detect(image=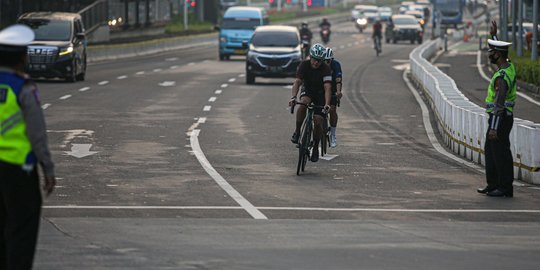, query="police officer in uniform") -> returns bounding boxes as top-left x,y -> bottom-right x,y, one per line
477,21 -> 516,198
0,24 -> 56,269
